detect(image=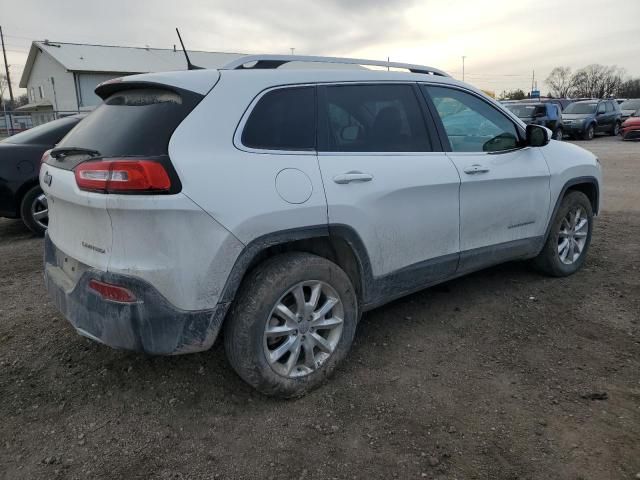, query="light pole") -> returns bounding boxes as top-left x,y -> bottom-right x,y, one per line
290,47 -> 295,55
462,56 -> 466,82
